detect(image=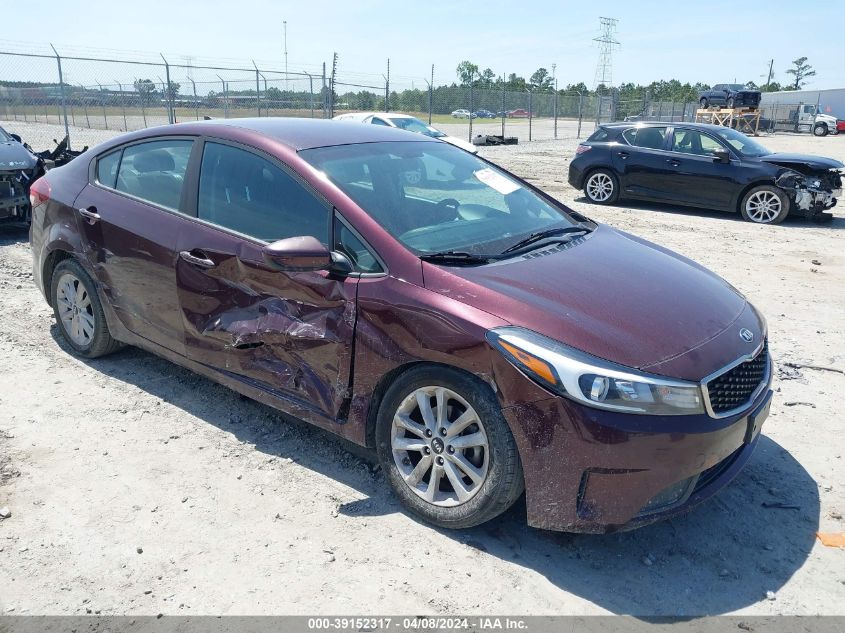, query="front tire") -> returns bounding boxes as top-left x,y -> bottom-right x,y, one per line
699,97 -> 709,109
813,123 -> 828,137
375,366 -> 524,529
740,185 -> 789,224
584,168 -> 620,205
50,258 -> 121,358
